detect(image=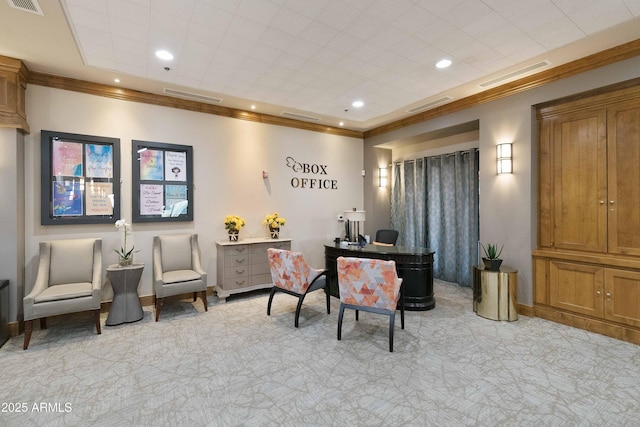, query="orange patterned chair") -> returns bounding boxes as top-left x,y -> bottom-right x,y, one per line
336,256 -> 404,352
267,248 -> 330,327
